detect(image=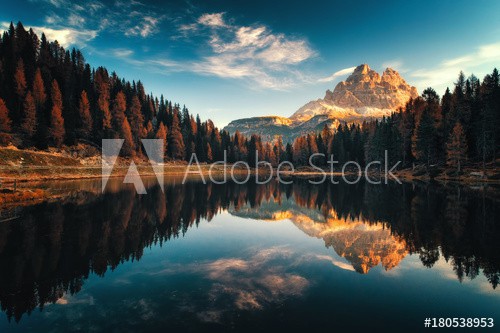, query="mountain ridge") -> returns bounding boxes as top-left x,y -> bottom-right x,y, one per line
224,64 -> 418,142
